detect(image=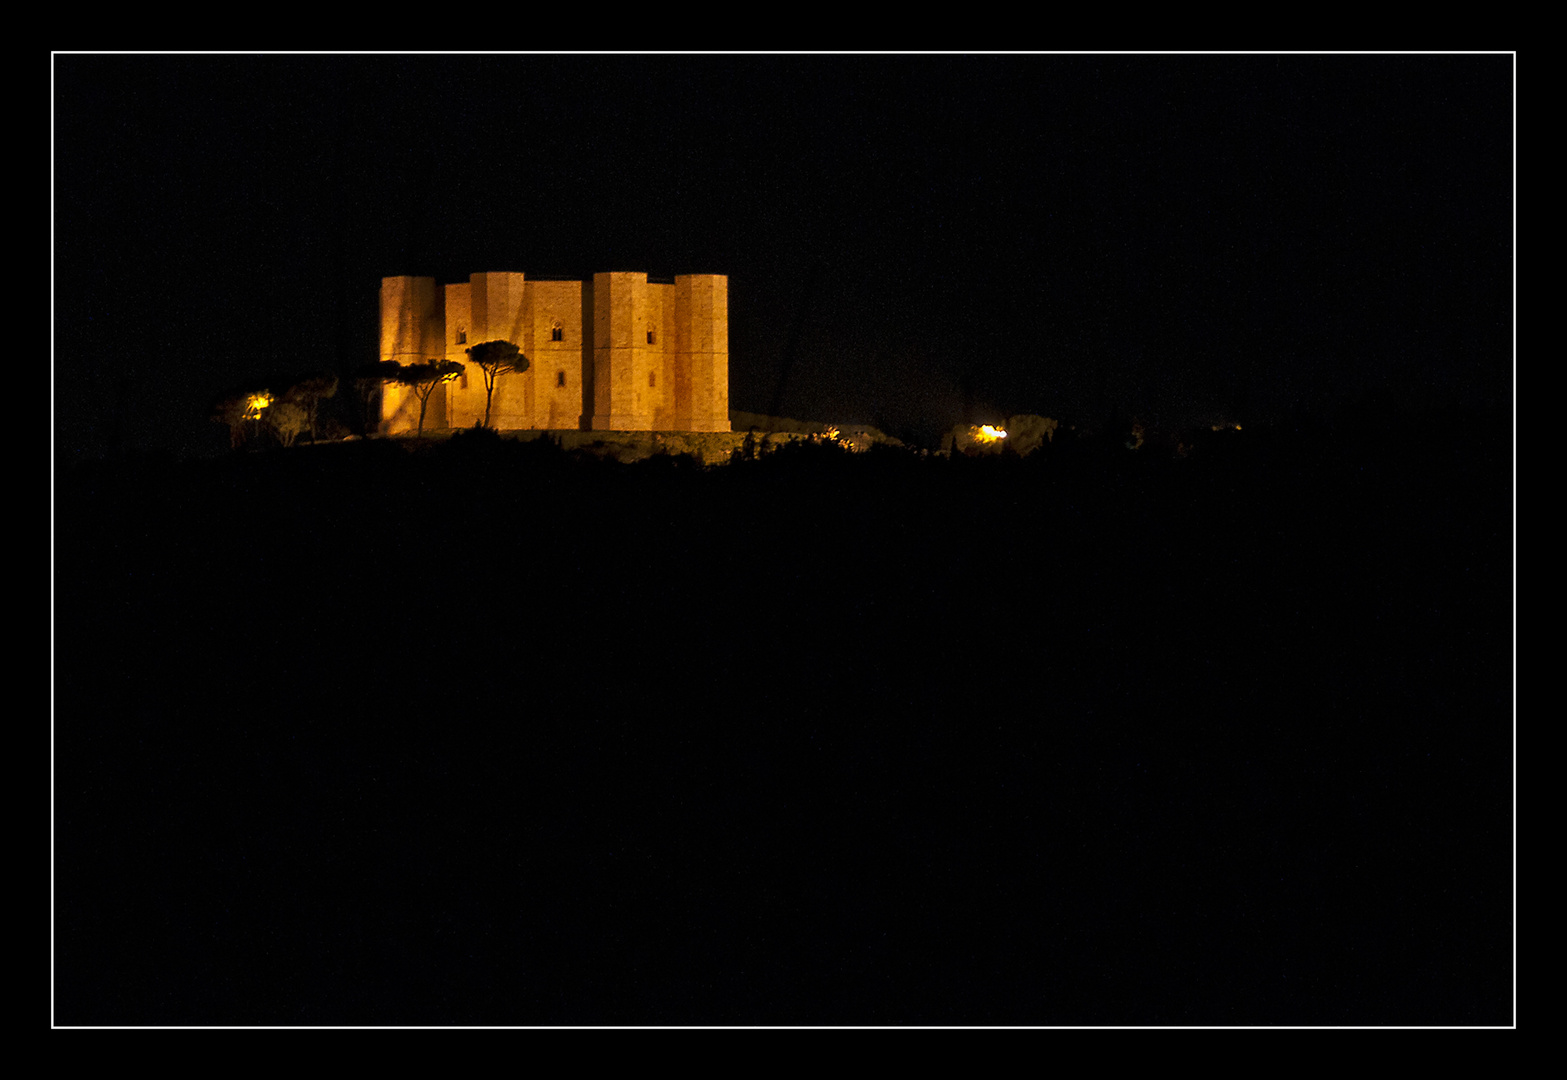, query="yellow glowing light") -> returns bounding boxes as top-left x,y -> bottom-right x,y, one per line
977,425 -> 1007,442
244,392 -> 274,419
